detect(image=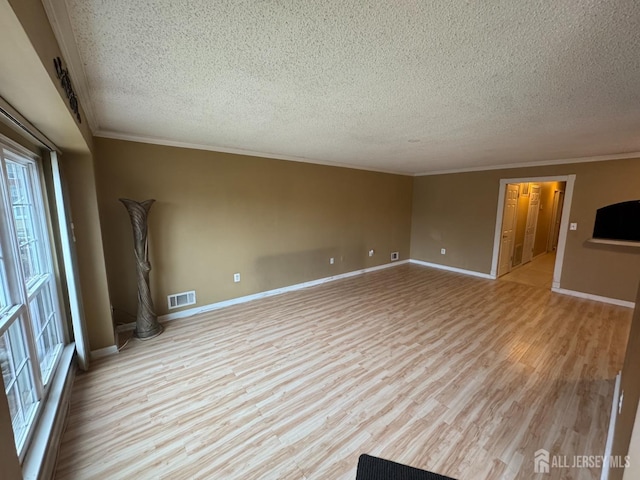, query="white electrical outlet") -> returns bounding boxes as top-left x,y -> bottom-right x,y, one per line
619,390 -> 624,414
368,249 -> 375,257
233,273 -> 240,283
390,252 -> 399,261
441,248 -> 446,255
330,257 -> 334,264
